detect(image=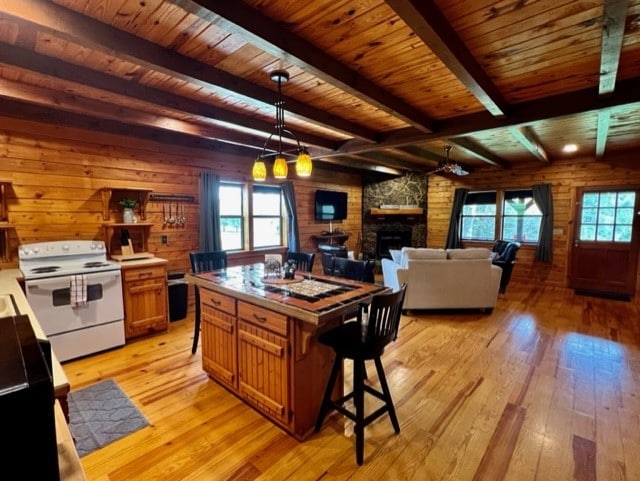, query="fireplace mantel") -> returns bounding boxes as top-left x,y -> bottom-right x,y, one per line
369,207 -> 423,216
